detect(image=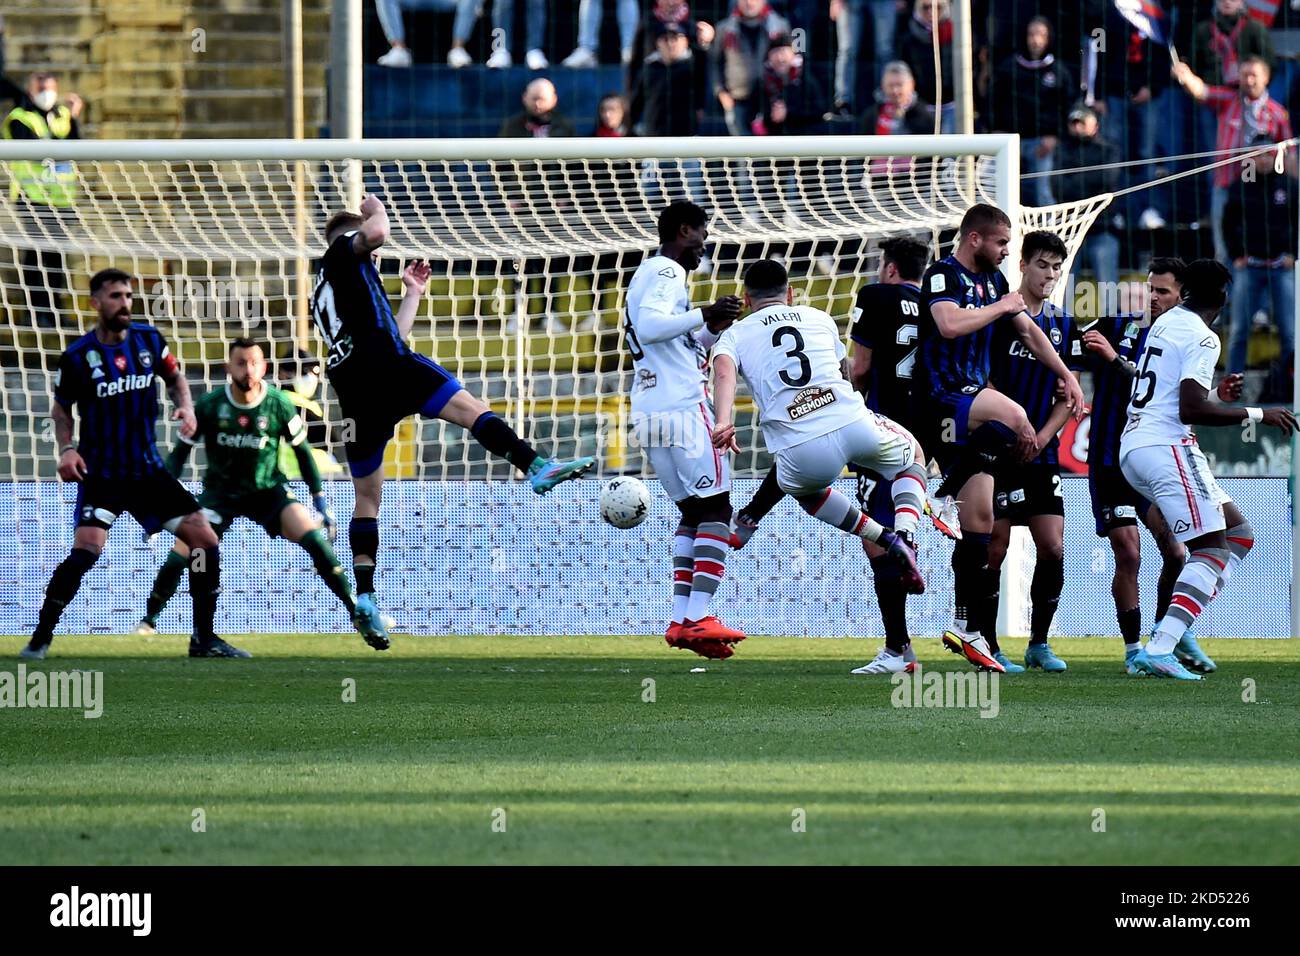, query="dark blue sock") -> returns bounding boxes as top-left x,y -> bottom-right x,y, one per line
470,411 -> 538,473
349,517 -> 379,595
